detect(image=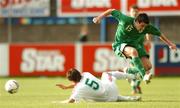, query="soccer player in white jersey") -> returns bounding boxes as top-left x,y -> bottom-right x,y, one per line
56,68 -> 141,103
